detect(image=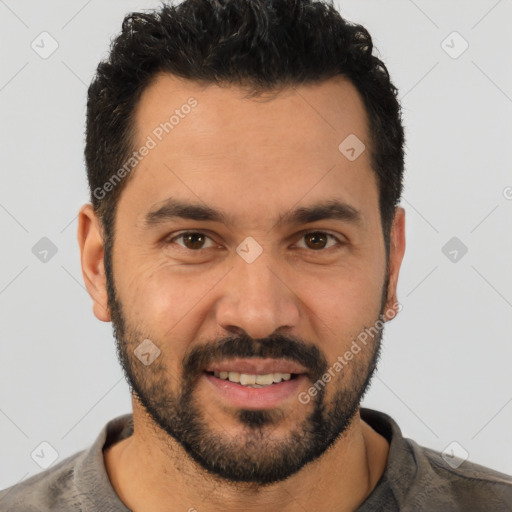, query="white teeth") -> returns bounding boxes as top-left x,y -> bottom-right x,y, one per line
255,374 -> 274,385
213,371 -> 292,386
240,374 -> 256,385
